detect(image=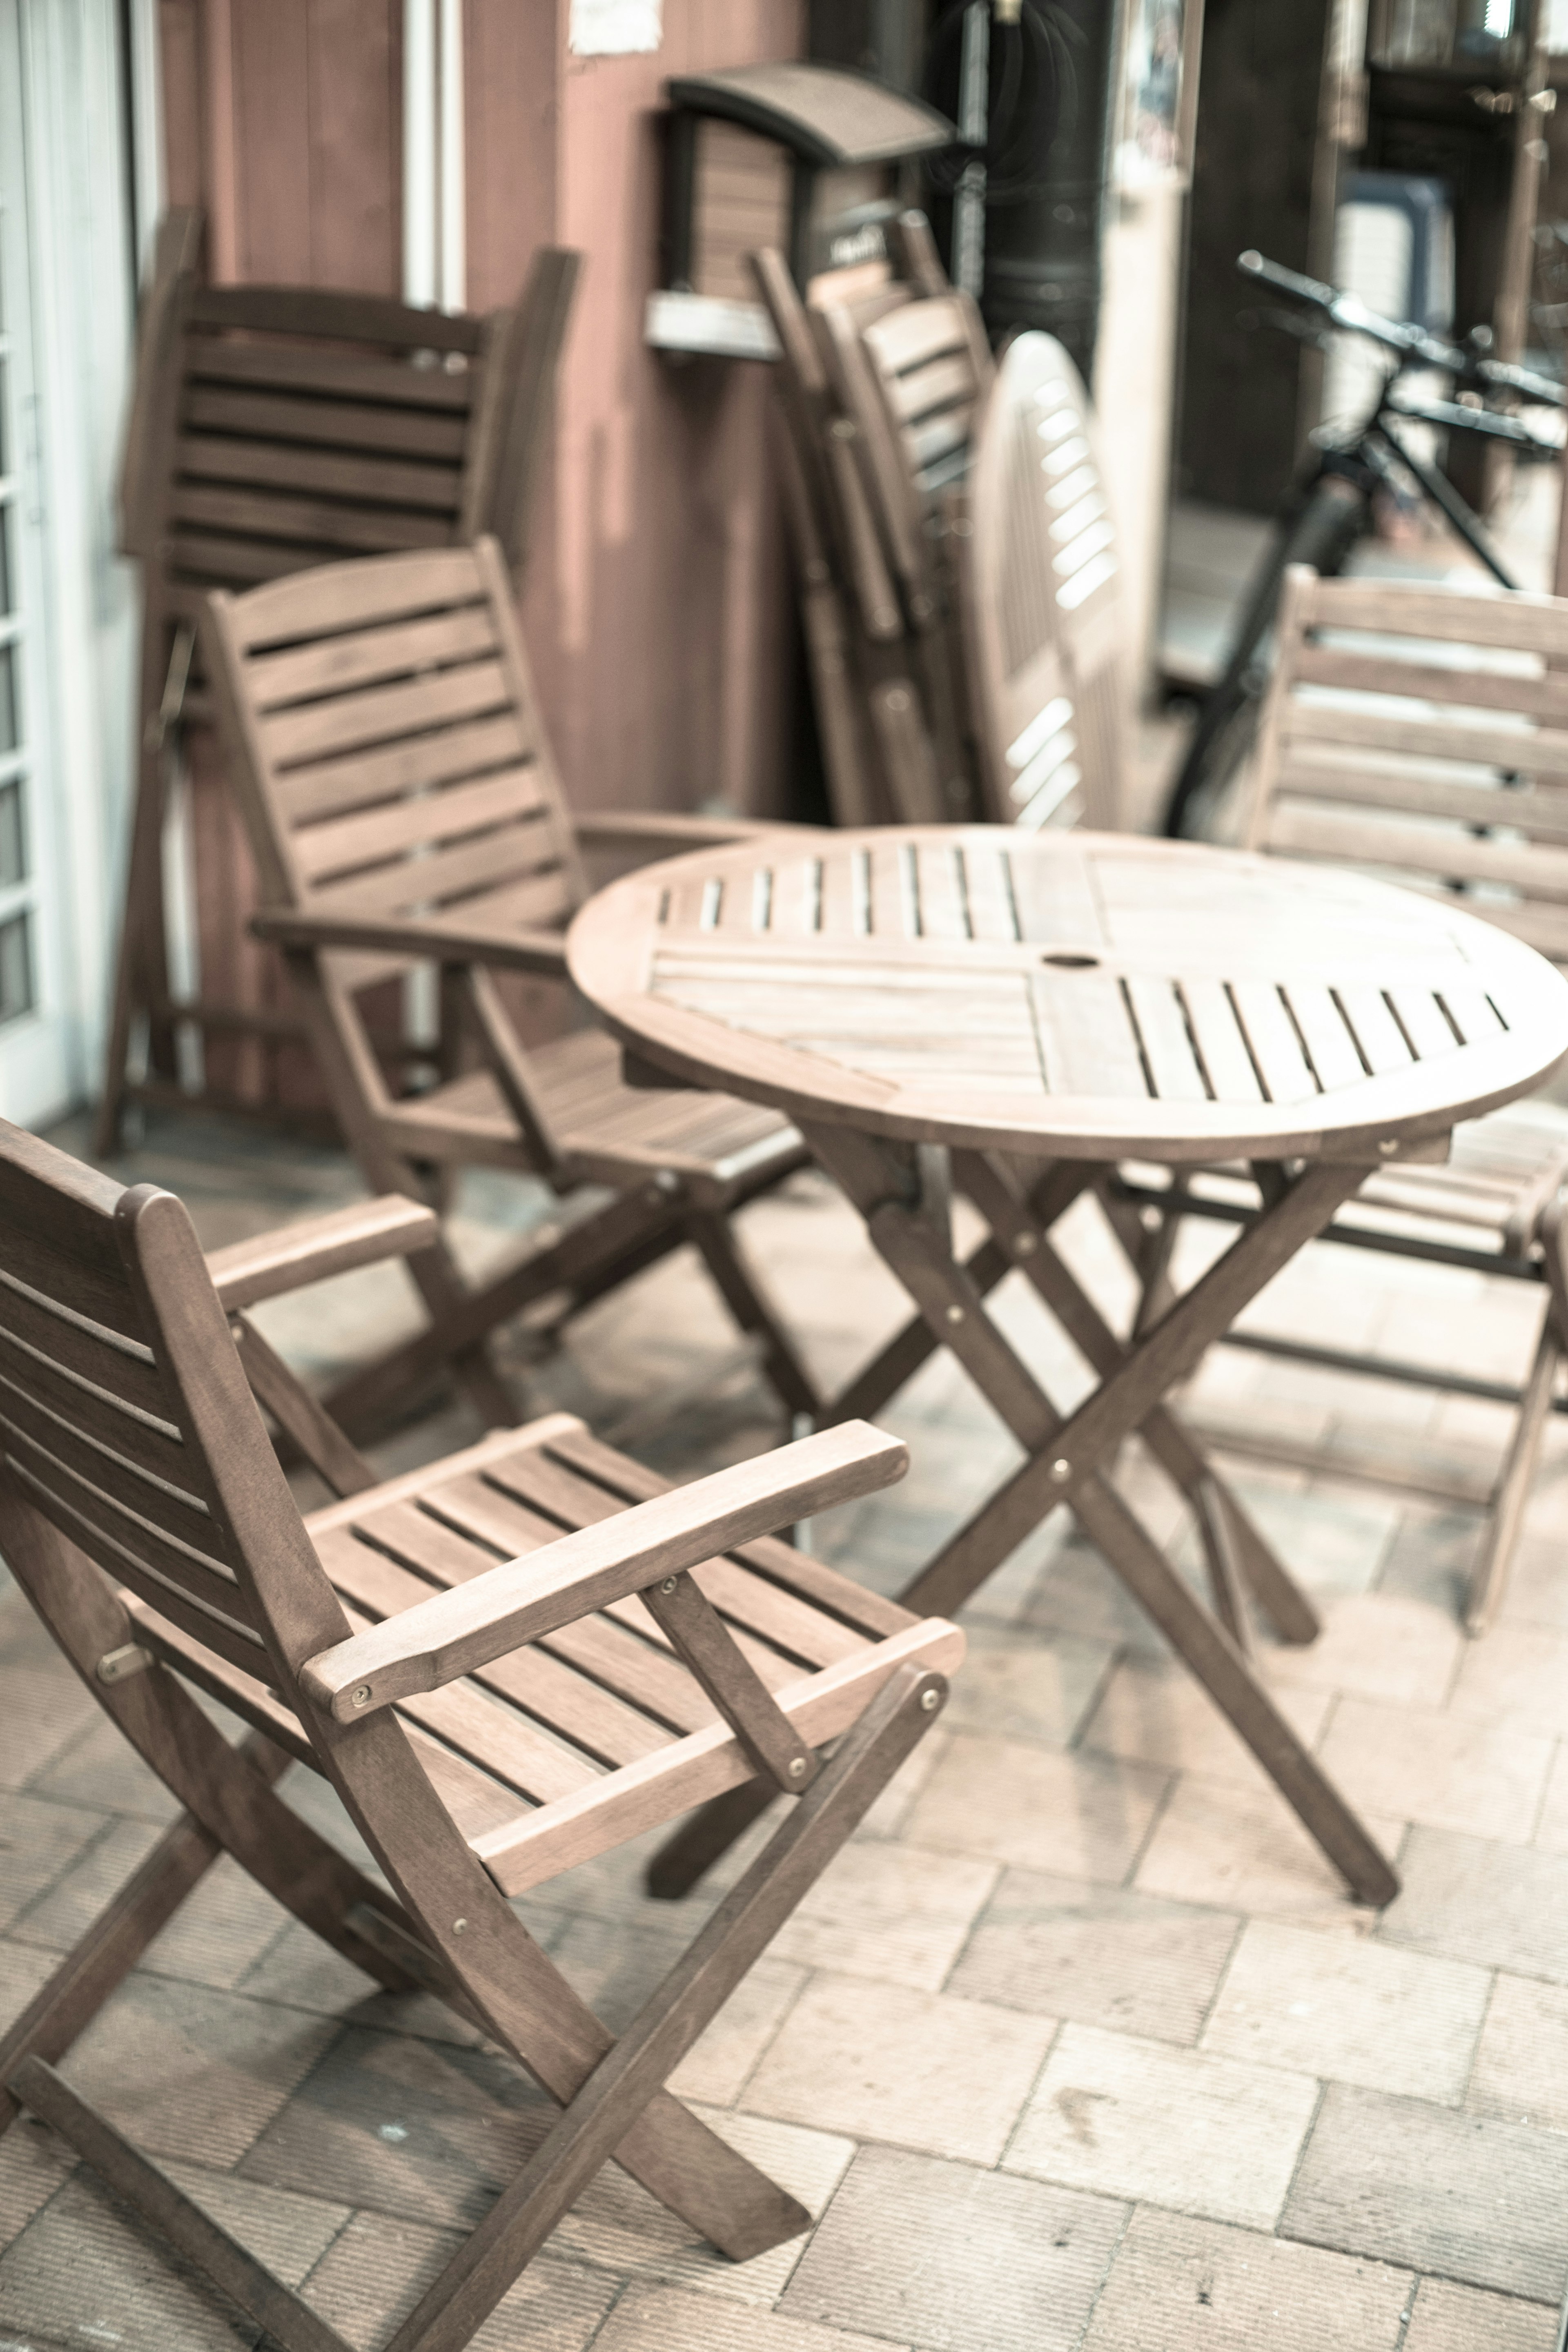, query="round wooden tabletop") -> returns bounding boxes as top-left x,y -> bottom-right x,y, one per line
566,828 -> 1568,1164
